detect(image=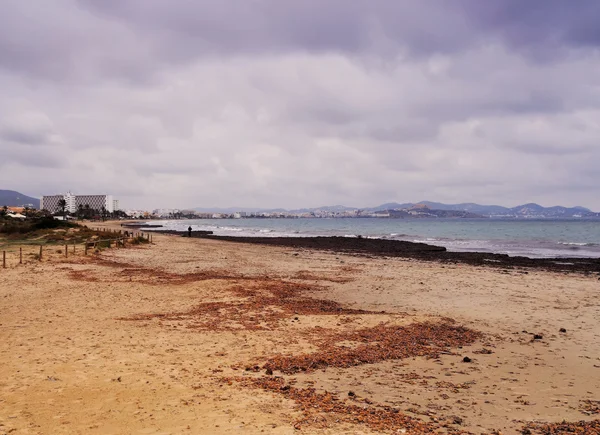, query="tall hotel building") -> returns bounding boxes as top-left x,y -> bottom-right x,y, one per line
41,192 -> 119,214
